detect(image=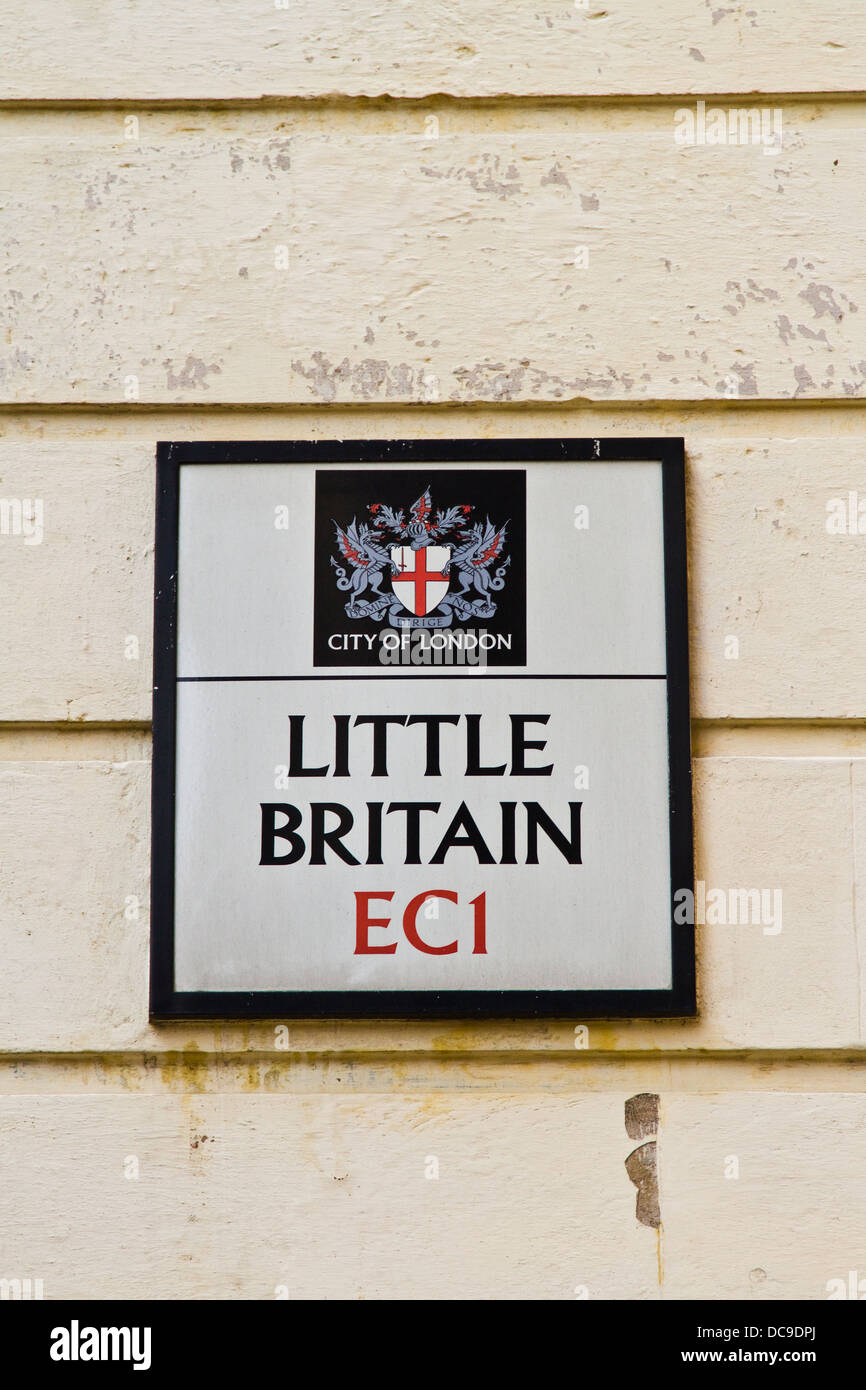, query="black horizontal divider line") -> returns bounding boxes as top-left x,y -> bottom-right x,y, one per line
176,672 -> 669,682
